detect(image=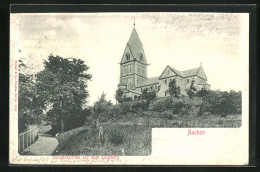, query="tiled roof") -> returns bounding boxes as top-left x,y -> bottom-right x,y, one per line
136,77 -> 159,87
198,79 -> 210,85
